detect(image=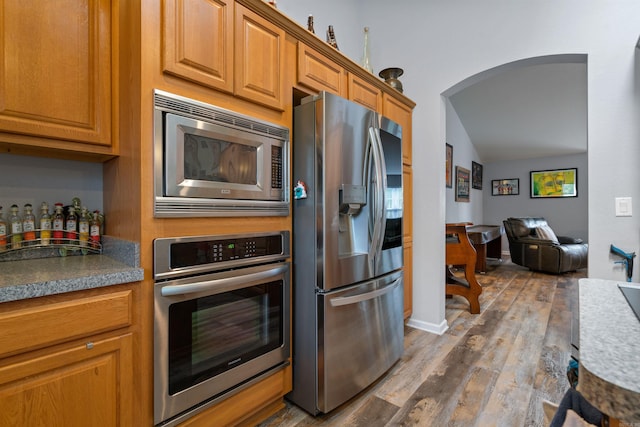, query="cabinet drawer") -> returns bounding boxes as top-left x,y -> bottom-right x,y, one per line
0,290 -> 132,358
297,42 -> 345,96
